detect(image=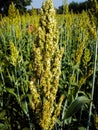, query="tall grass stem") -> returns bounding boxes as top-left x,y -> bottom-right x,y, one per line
87,32 -> 98,130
